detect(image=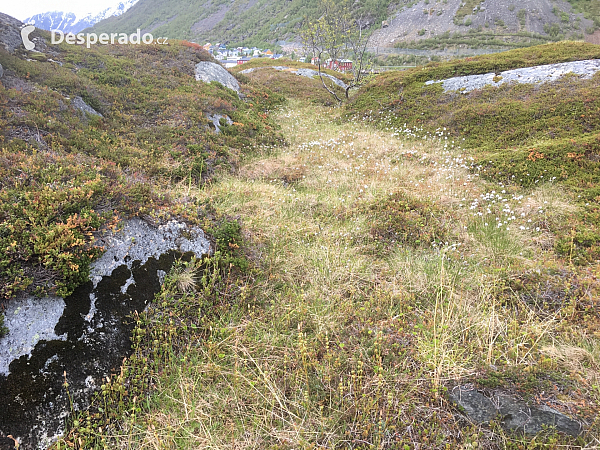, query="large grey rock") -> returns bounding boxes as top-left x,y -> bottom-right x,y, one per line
195,61 -> 240,93
449,385 -> 582,436
72,96 -> 103,117
0,218 -> 212,448
0,63 -> 3,78
426,59 -> 600,94
89,218 -> 211,288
